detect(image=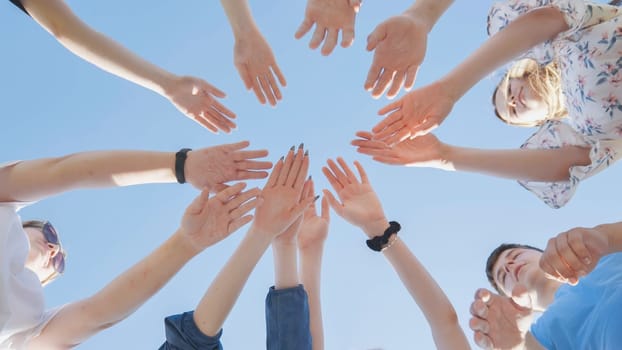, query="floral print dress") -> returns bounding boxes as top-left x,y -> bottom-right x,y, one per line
488,0 -> 622,208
